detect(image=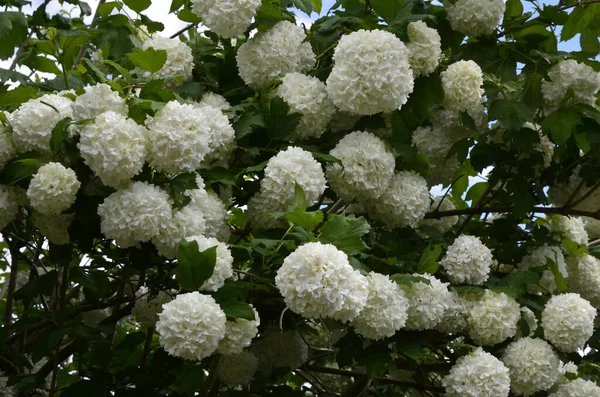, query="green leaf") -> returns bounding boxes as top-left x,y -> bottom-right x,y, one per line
265,97 -> 302,140
546,258 -> 567,293
103,59 -> 133,82
561,3 -> 600,42
371,0 -> 404,24
126,47 -> 167,73
466,182 -> 488,204
580,28 -> 600,53
390,274 -> 431,285
0,157 -> 43,184
416,244 -> 441,274
14,270 -> 58,300
488,99 -> 533,131
50,118 -> 72,154
487,271 -> 540,298
123,0 -> 151,13
170,0 -> 186,13
319,215 -> 370,256
218,300 -> 256,321
234,106 -> 265,139
0,85 -> 39,109
291,0 -> 314,14
541,109 -> 581,144
175,240 -> 217,291
311,0 -> 322,13
505,0 -> 523,18
285,209 -> 324,231
0,11 -> 28,60
292,184 -> 307,210
98,2 -> 123,17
